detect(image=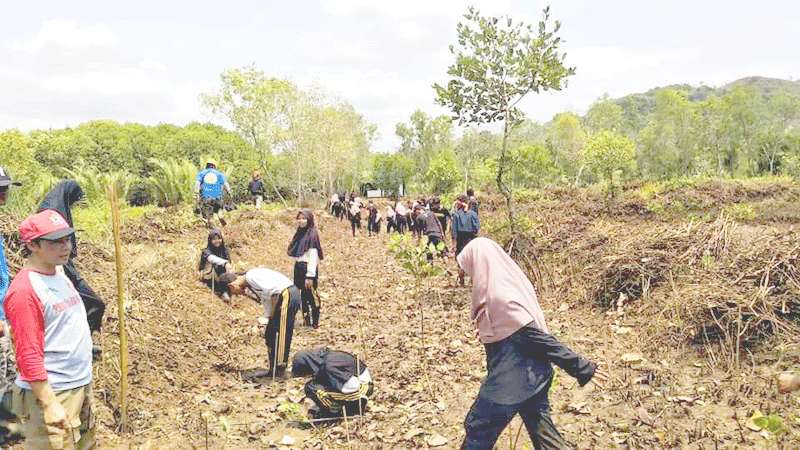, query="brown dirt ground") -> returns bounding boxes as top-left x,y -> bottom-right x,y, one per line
33,200 -> 800,449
